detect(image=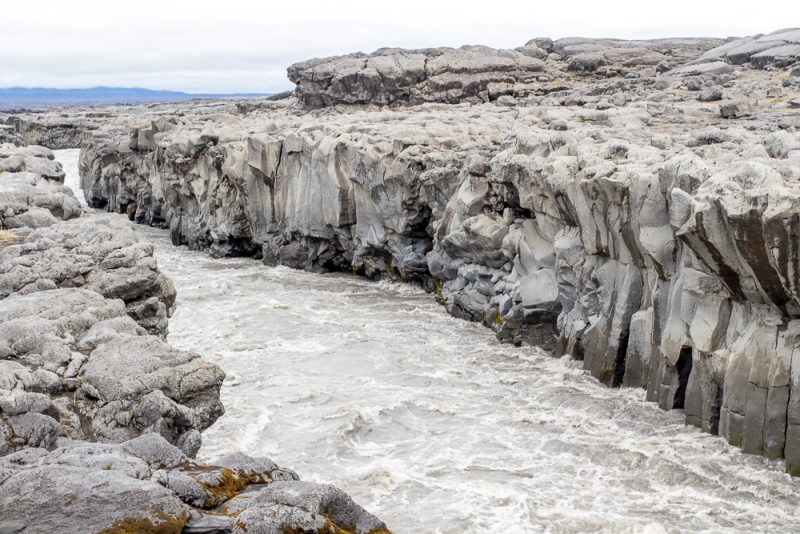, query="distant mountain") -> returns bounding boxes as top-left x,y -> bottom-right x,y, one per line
0,87 -> 276,111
